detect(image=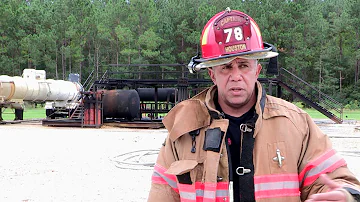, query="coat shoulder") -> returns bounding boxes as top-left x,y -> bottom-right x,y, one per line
265,95 -> 307,115
263,95 -> 310,130
163,99 -> 211,142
